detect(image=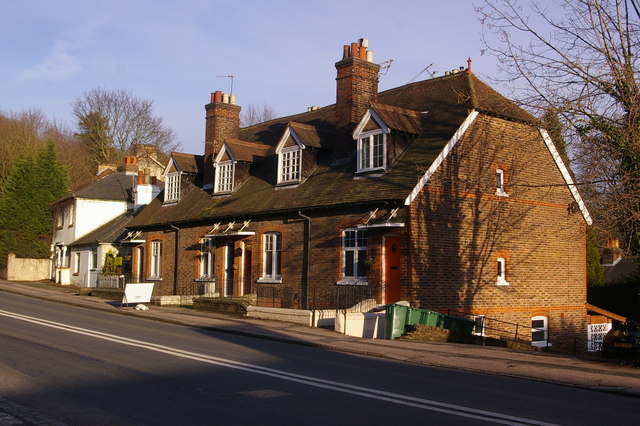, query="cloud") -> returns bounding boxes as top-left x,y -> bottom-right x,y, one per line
16,41 -> 80,82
